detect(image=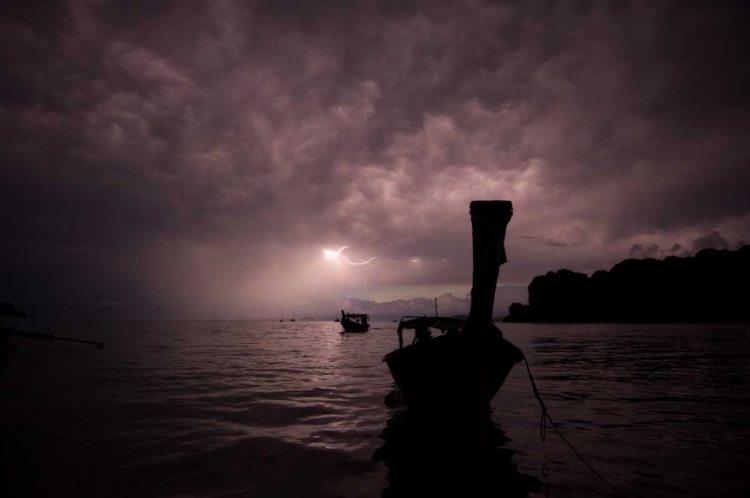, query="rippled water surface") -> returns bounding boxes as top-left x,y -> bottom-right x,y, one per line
2,320 -> 749,497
